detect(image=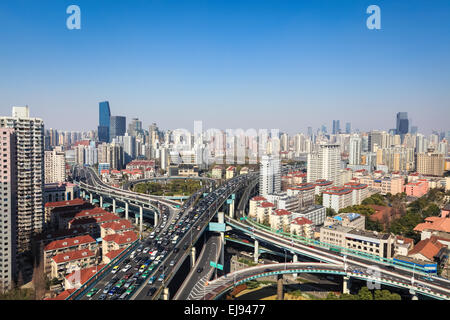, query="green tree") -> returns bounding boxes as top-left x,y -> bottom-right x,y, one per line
357,287 -> 373,300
